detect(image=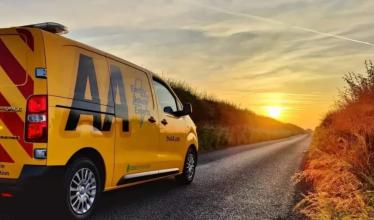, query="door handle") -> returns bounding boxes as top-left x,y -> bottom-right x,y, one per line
161,119 -> 168,125
148,116 -> 156,123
